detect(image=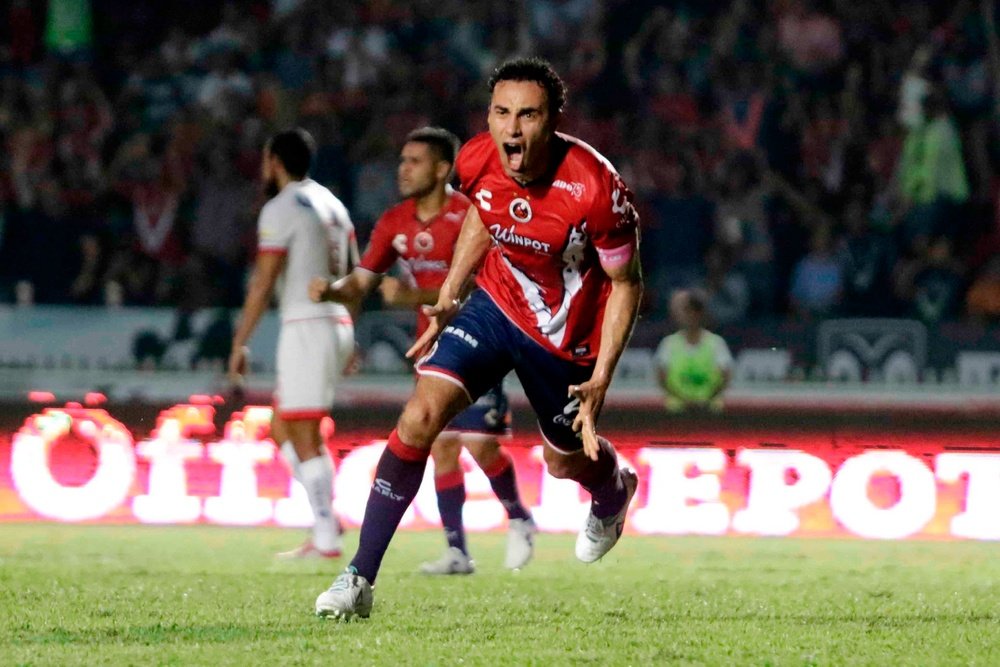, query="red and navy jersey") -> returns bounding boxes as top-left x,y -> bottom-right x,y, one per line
359,190 -> 470,336
456,131 -> 639,363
